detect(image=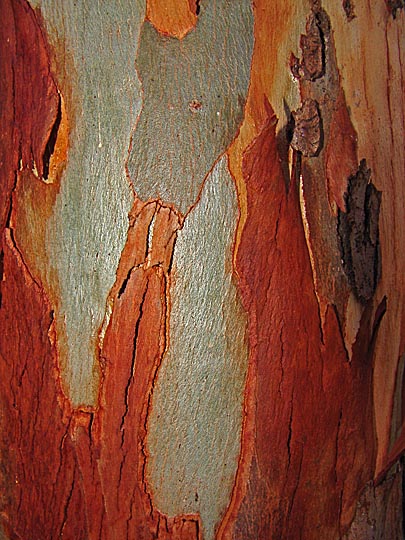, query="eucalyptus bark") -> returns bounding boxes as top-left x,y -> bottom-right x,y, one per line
0,1 -> 404,539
